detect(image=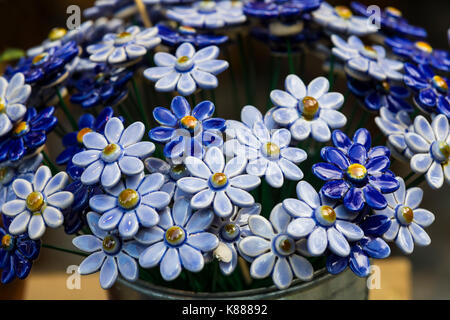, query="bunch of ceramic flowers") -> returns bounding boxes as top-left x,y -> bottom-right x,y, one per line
0,0 -> 446,292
